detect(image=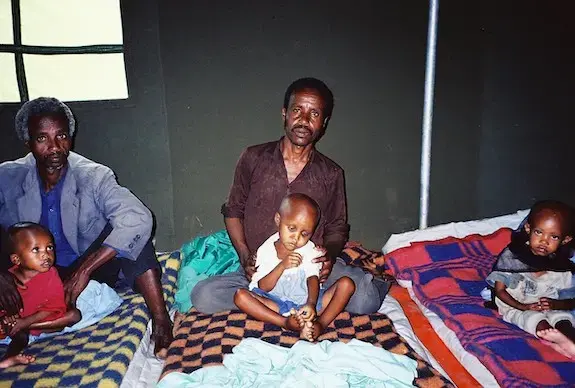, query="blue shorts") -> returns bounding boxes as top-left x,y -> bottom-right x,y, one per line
251,288 -> 326,316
